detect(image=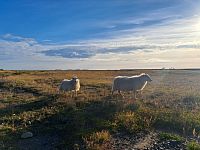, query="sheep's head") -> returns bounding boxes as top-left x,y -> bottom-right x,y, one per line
72,76 -> 79,83
142,73 -> 152,82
